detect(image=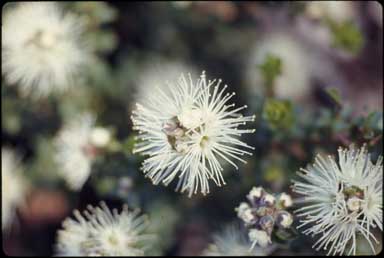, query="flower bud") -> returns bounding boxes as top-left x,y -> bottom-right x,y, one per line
279,192 -> 293,208
248,229 -> 271,248
247,186 -> 264,202
276,211 -> 293,228
260,193 -> 275,206
259,215 -> 275,233
89,127 -> 111,148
